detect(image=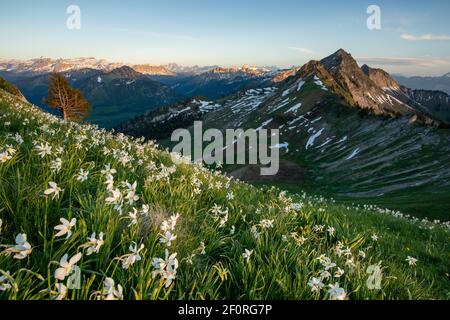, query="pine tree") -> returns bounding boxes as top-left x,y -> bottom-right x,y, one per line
44,73 -> 91,121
